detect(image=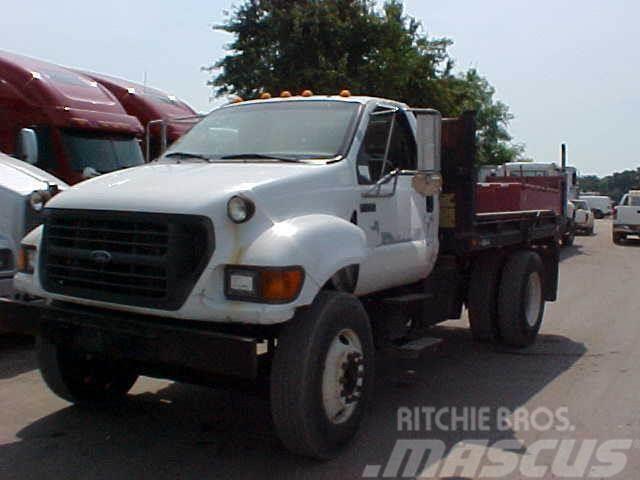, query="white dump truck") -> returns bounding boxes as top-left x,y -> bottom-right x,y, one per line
613,190 -> 640,244
13,95 -> 560,458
